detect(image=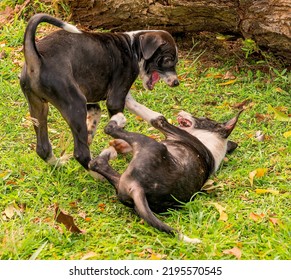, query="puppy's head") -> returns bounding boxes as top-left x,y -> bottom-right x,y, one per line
138,31 -> 179,90
177,110 -> 242,139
